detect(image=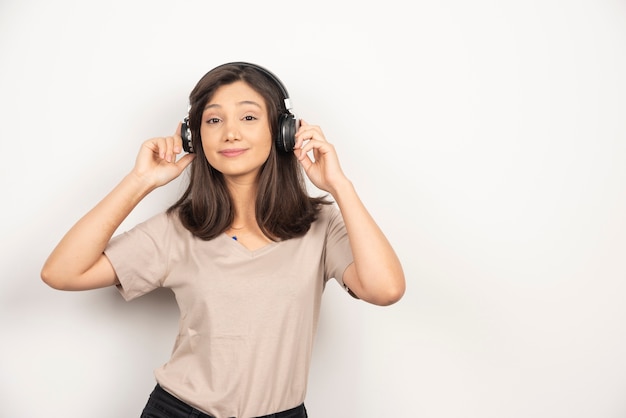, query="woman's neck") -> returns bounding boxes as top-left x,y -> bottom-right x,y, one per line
226,179 -> 258,229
